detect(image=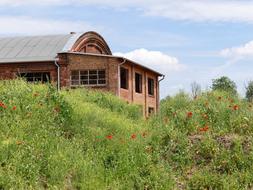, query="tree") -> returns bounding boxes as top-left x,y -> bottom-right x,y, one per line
246,81 -> 253,102
211,76 -> 237,95
191,81 -> 201,99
